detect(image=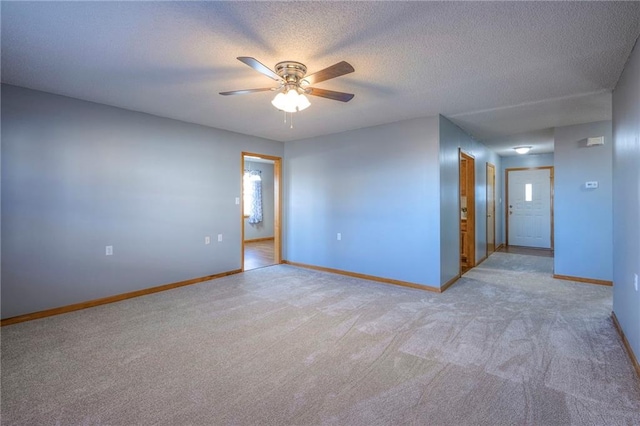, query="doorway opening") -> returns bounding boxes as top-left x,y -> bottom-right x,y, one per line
505,167 -> 554,251
460,150 -> 475,273
242,153 -> 282,271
